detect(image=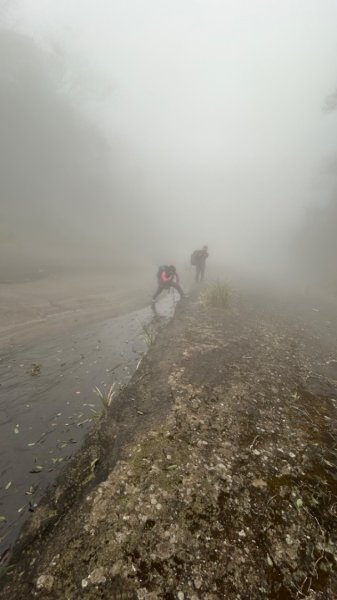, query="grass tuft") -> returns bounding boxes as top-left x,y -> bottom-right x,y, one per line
140,321 -> 156,347
94,384 -> 116,412
202,281 -> 229,308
